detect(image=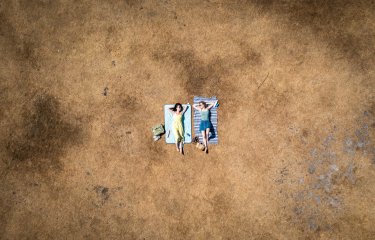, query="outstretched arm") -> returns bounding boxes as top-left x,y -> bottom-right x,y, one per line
207,100 -> 218,110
